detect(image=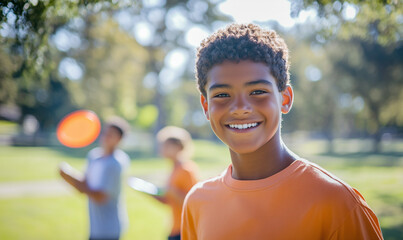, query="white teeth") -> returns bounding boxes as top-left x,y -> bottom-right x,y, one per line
229,123 -> 258,130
